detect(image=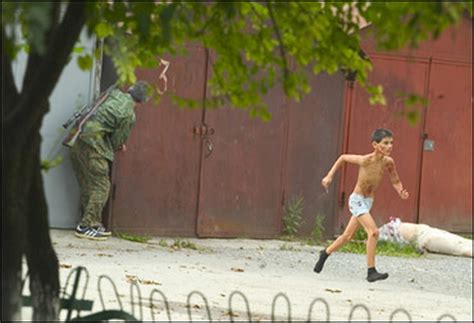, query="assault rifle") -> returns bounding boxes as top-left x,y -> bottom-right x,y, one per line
62,84 -> 117,147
